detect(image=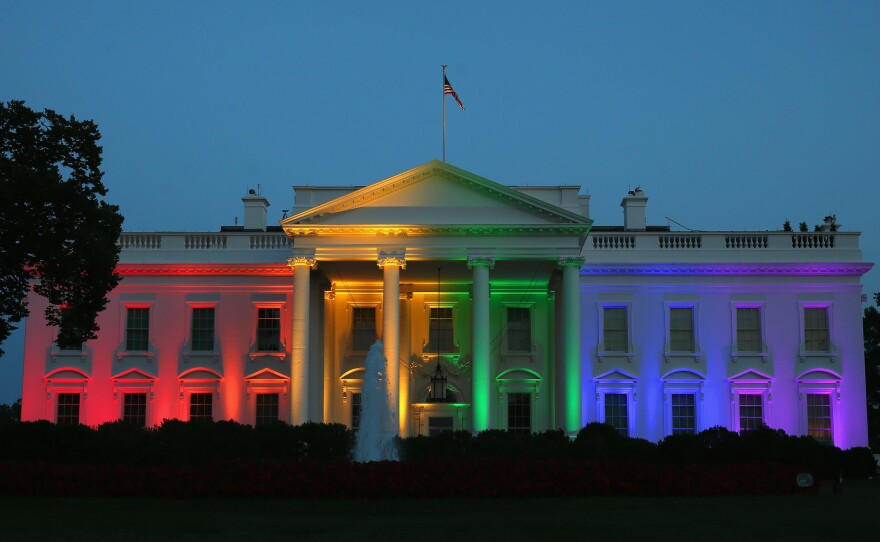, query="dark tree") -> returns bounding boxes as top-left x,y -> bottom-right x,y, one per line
0,101 -> 123,356
865,294 -> 880,451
